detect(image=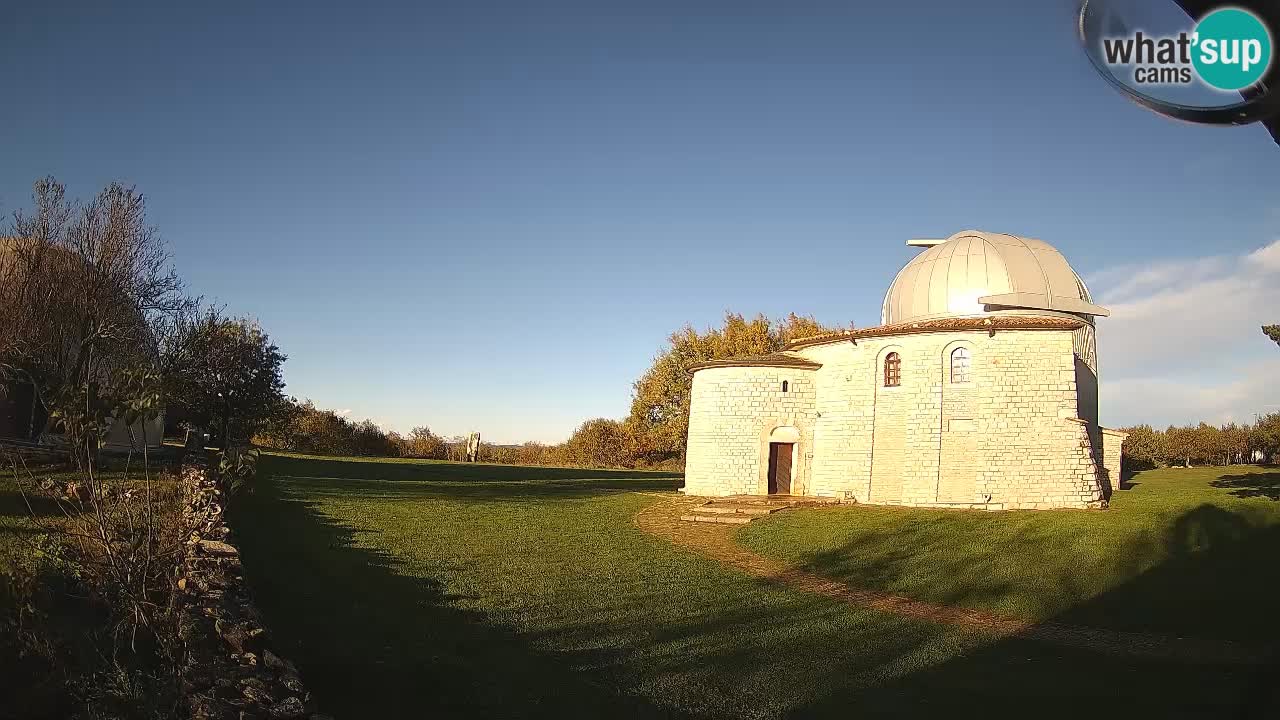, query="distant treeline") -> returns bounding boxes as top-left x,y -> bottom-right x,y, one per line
252,313 -> 844,471
1120,413 -> 1280,471
254,401 -> 1280,475
253,313 -> 1280,473
252,399 -> 674,470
